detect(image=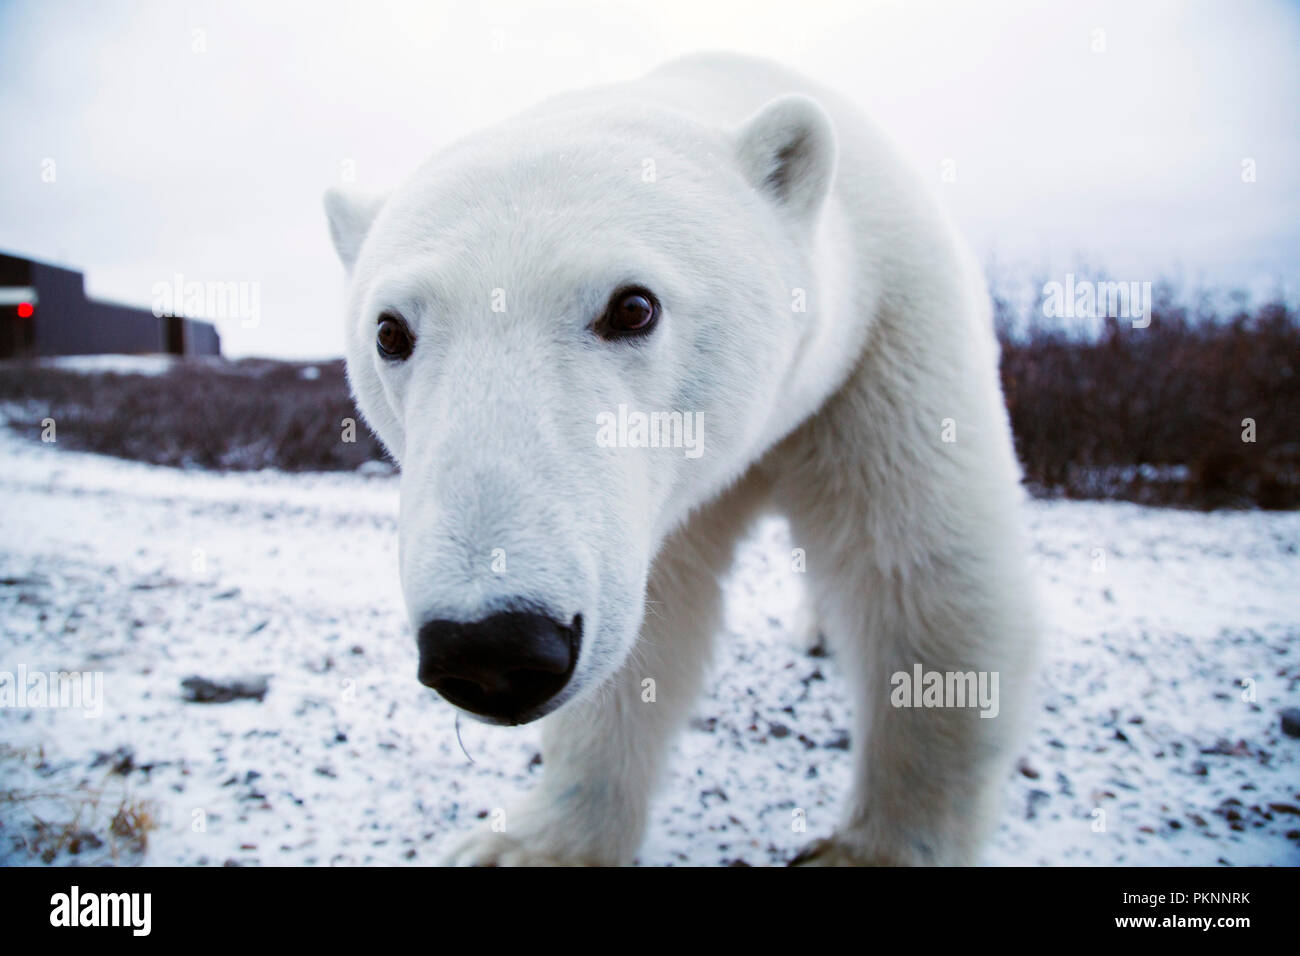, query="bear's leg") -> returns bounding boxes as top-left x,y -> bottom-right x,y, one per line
444,474 -> 768,866
773,453 -> 1034,866
789,591 -> 826,655
793,553 -> 1028,864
